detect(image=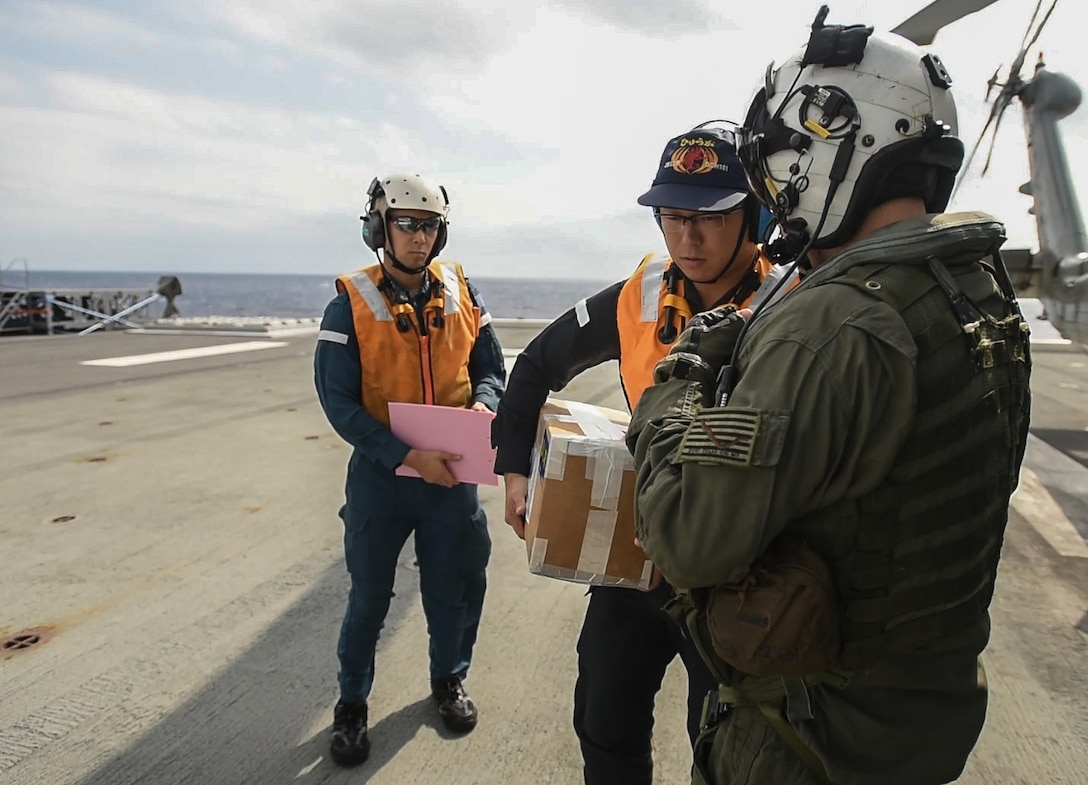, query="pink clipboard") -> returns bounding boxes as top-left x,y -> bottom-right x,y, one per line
389,402 -> 499,486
